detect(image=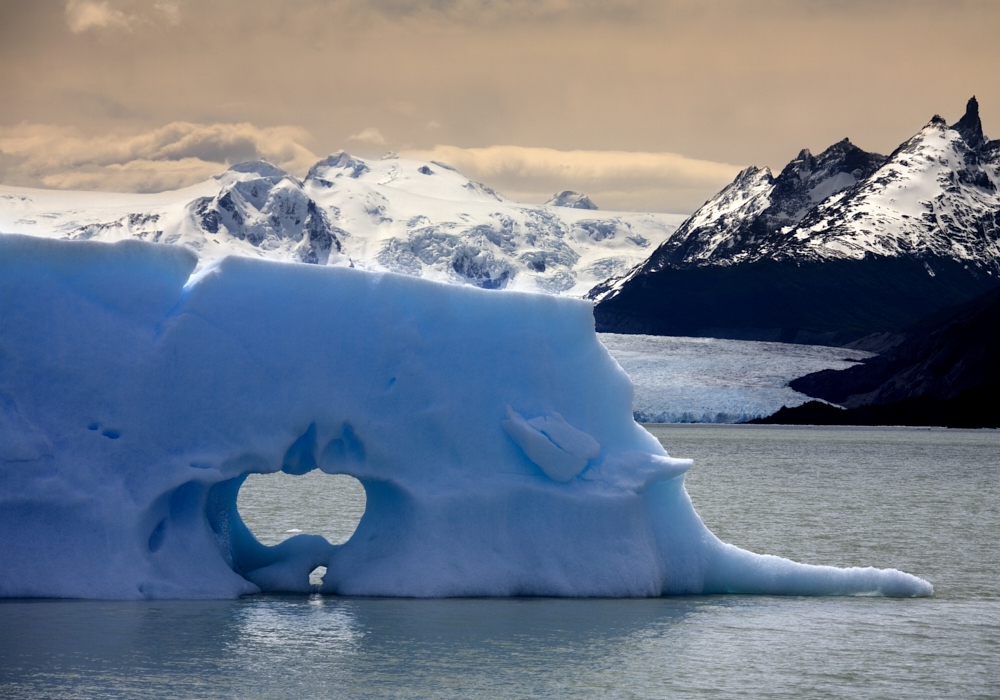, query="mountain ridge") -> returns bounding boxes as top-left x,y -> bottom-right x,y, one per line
592,97 -> 1000,345
0,152 -> 684,297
